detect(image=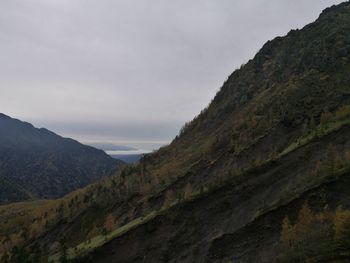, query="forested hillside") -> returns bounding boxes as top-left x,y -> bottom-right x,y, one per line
1,2 -> 350,262
0,114 -> 124,204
